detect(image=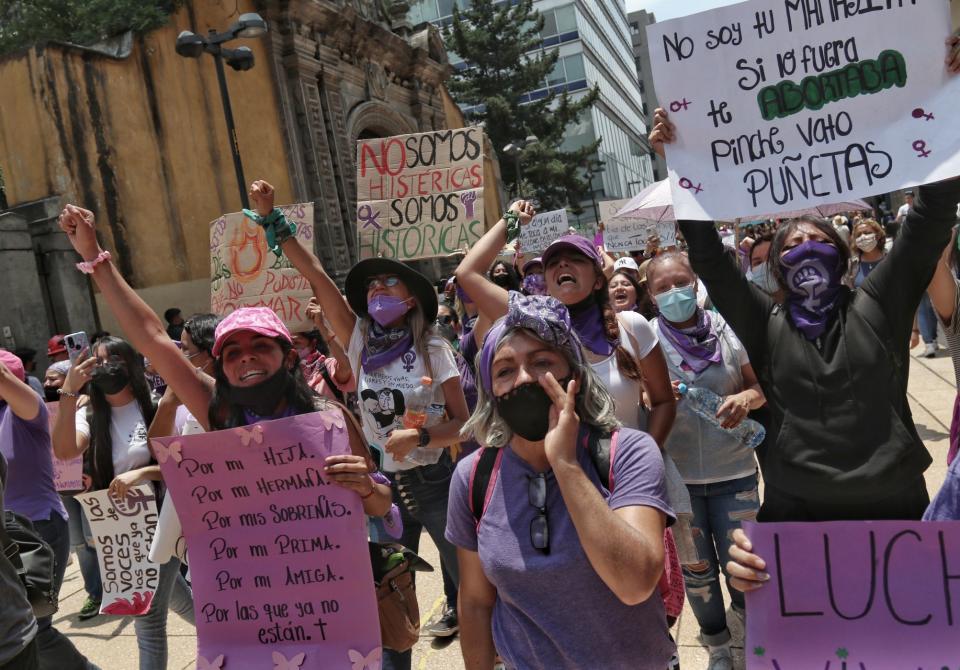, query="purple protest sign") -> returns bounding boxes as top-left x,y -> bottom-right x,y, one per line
45,401 -> 83,491
744,520 -> 960,669
153,410 -> 381,670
